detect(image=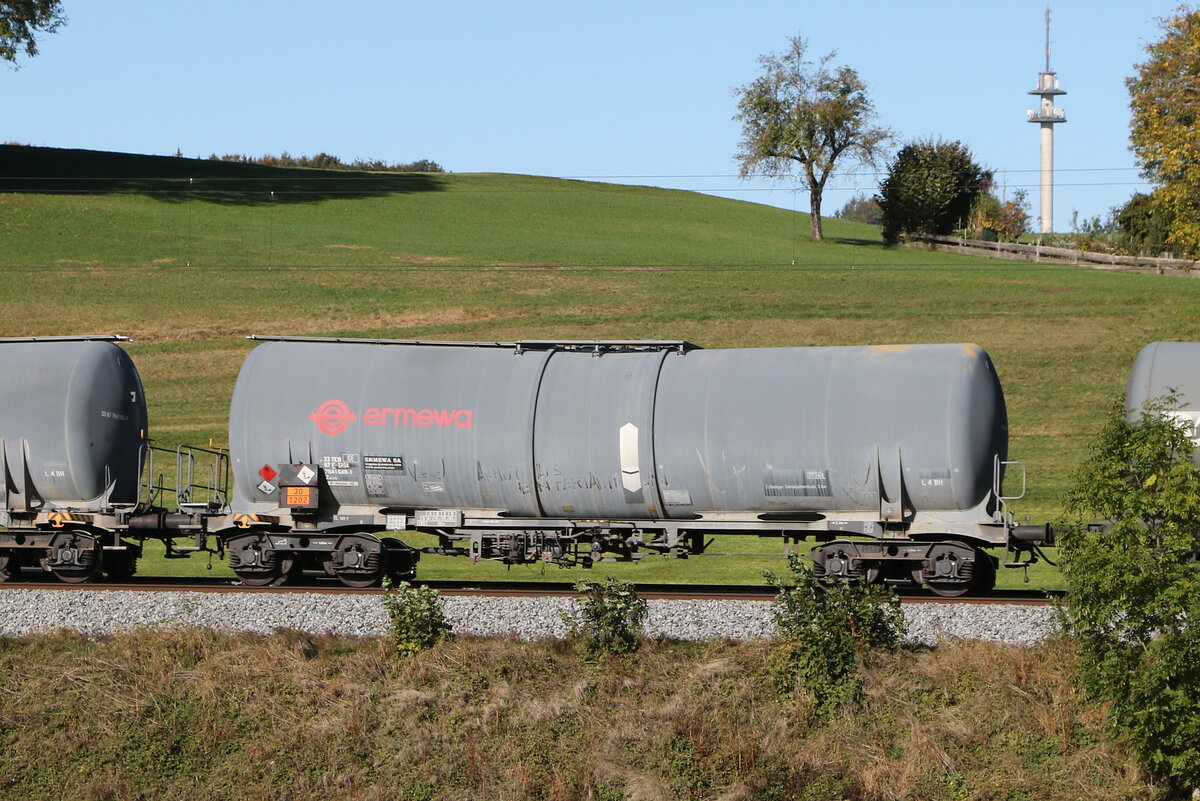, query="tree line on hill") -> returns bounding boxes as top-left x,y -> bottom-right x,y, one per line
201,151 -> 444,174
